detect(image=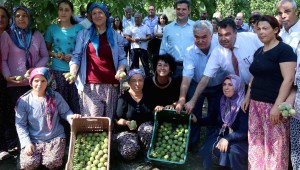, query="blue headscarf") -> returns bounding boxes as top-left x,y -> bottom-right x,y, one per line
127,69 -> 146,81
7,5 -> 33,69
88,2 -> 114,57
